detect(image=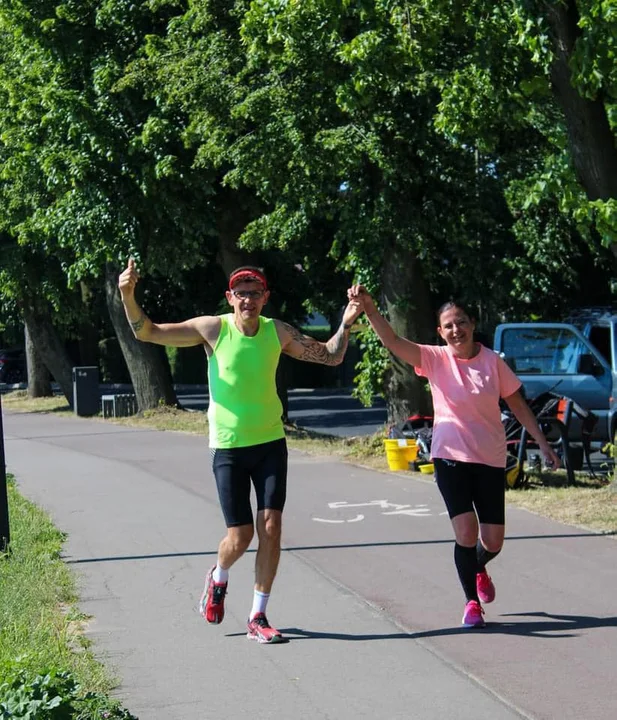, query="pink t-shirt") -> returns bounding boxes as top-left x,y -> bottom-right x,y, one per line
415,344 -> 521,468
